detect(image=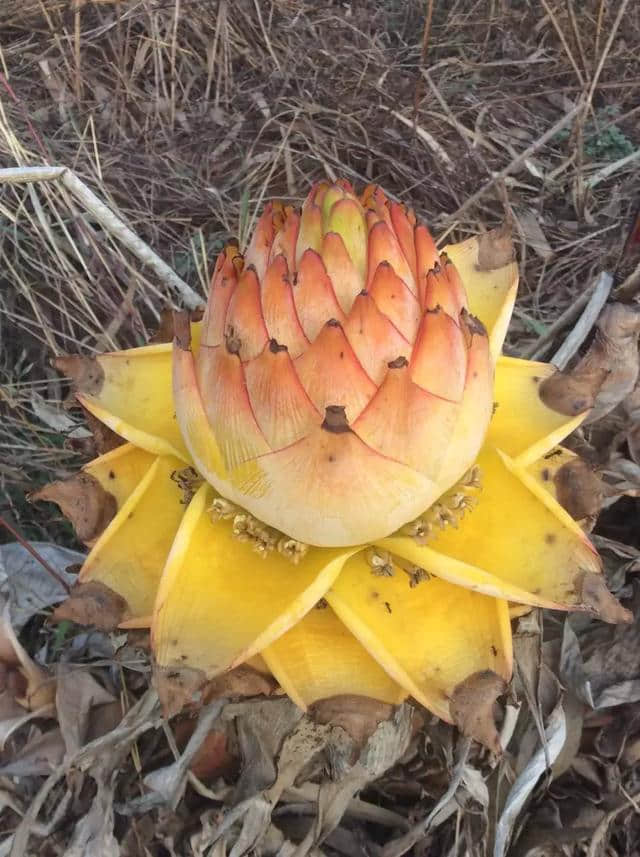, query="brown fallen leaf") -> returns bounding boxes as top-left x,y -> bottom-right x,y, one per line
540,302 -> 640,423
52,580 -> 126,630
30,472 -> 117,543
0,726 -> 66,777
55,666 -> 116,755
